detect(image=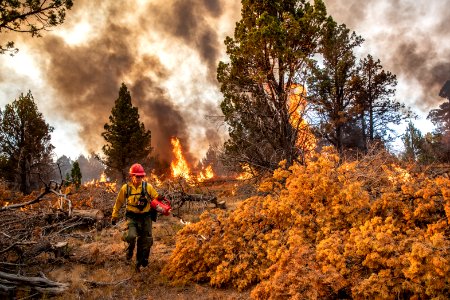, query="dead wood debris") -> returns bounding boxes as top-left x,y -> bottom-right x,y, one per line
83,276 -> 132,287
0,270 -> 68,295
0,178 -> 227,295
